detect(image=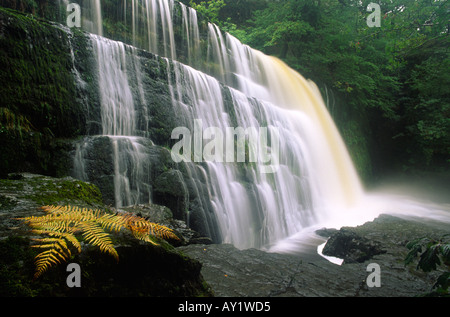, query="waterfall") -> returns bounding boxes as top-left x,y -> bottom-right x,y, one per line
69,1 -> 449,251
82,0 -> 103,37
167,60 -> 321,248
75,35 -> 152,208
93,36 -> 135,136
